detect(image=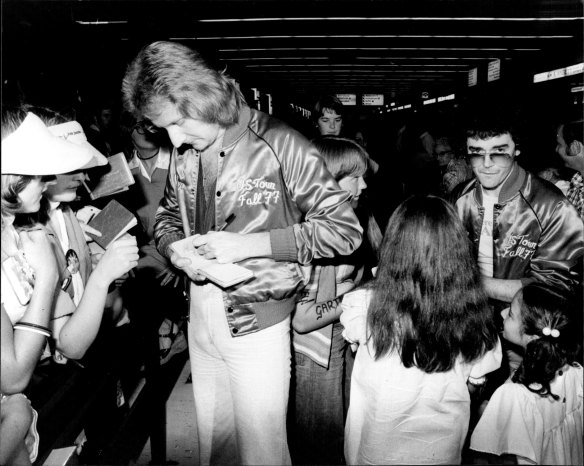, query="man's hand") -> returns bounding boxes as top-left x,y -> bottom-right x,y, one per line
169,250 -> 208,283
192,231 -> 271,263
